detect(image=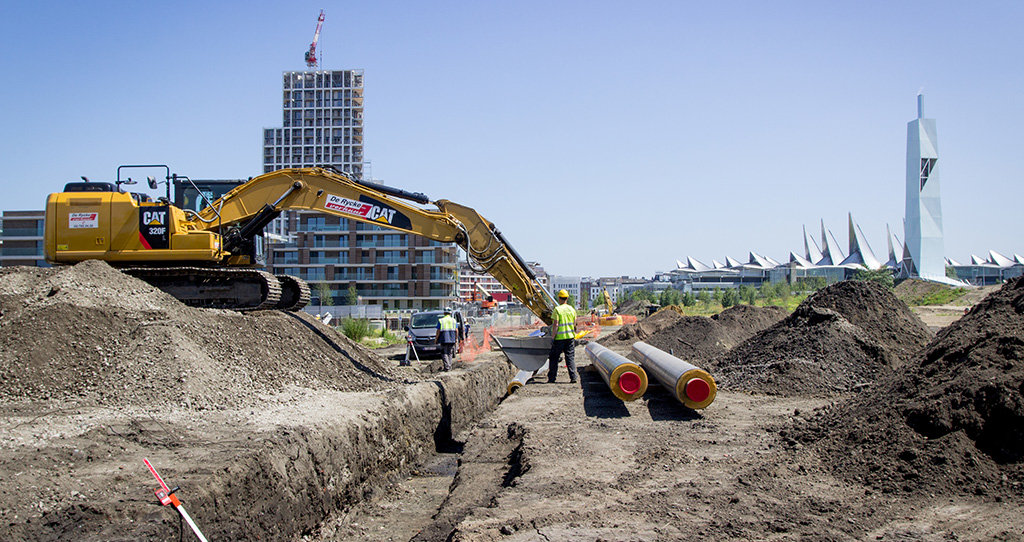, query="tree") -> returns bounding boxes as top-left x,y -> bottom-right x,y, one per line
739,285 -> 757,305
659,287 -> 681,307
721,288 -> 738,308
681,291 -> 696,307
697,290 -> 712,306
852,268 -> 895,290
315,282 -> 332,313
579,290 -> 590,312
346,284 -> 359,305
630,289 -> 656,303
